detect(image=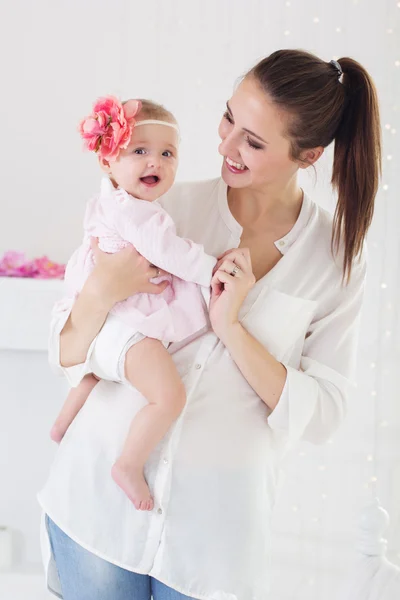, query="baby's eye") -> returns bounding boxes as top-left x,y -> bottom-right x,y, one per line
162,150 -> 173,157
134,148 -> 146,155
